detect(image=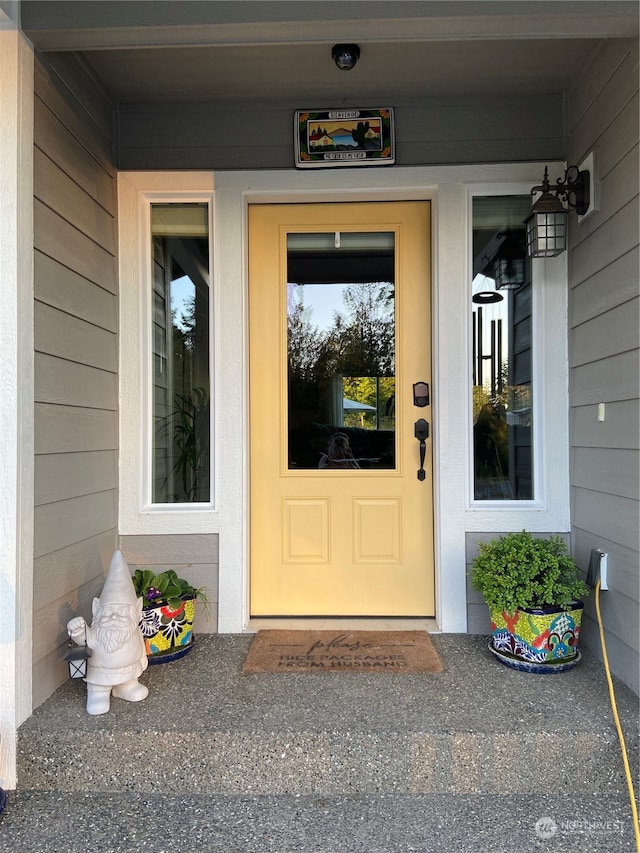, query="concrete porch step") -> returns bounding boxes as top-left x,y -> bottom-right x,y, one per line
2,791 -> 638,853
17,635 -> 639,797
